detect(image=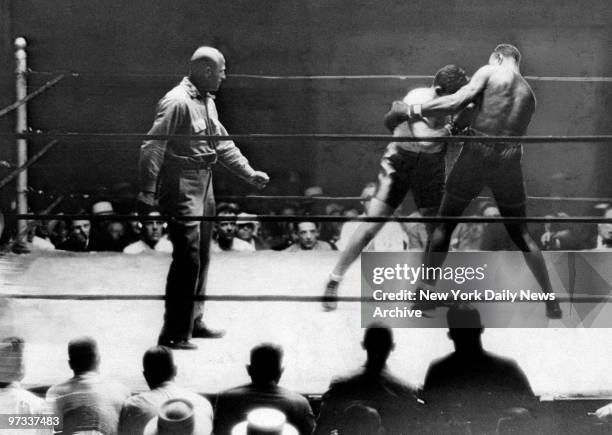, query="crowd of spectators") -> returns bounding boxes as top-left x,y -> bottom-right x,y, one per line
11,184 -> 612,255
2,307 -> 611,434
